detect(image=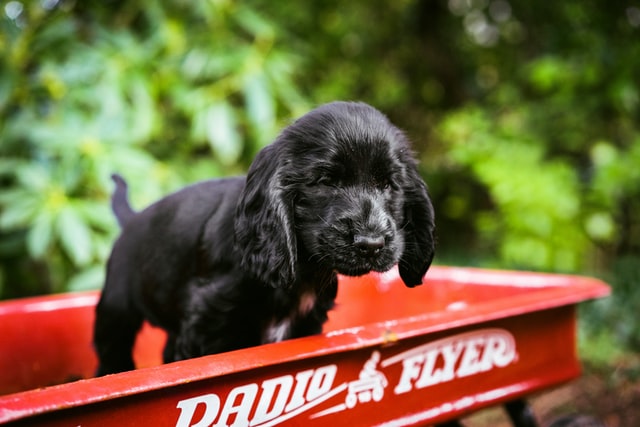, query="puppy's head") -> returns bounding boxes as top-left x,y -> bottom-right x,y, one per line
235,101 -> 435,289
